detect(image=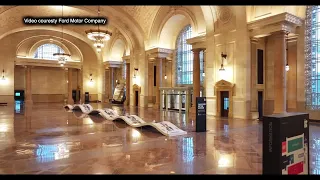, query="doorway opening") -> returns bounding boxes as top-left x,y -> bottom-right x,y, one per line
135,91 -> 139,106
258,91 -> 263,120
14,90 -> 25,101
220,91 -> 229,117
